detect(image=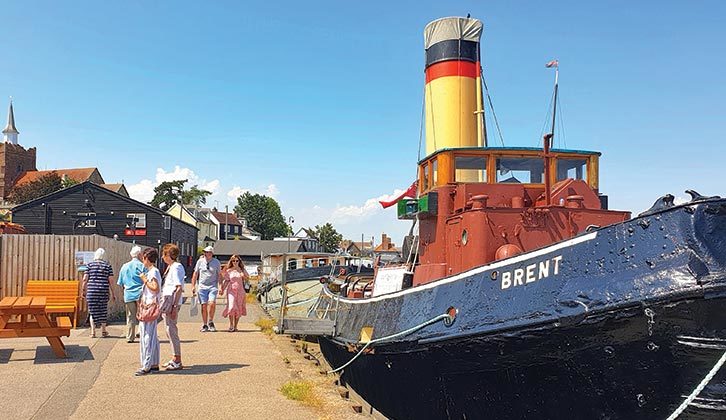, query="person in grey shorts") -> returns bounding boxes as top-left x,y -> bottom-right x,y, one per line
191,246 -> 222,332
